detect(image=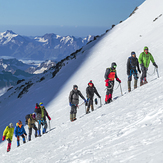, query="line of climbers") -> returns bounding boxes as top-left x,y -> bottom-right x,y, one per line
2,102 -> 51,152
2,46 -> 158,152
69,46 -> 158,121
